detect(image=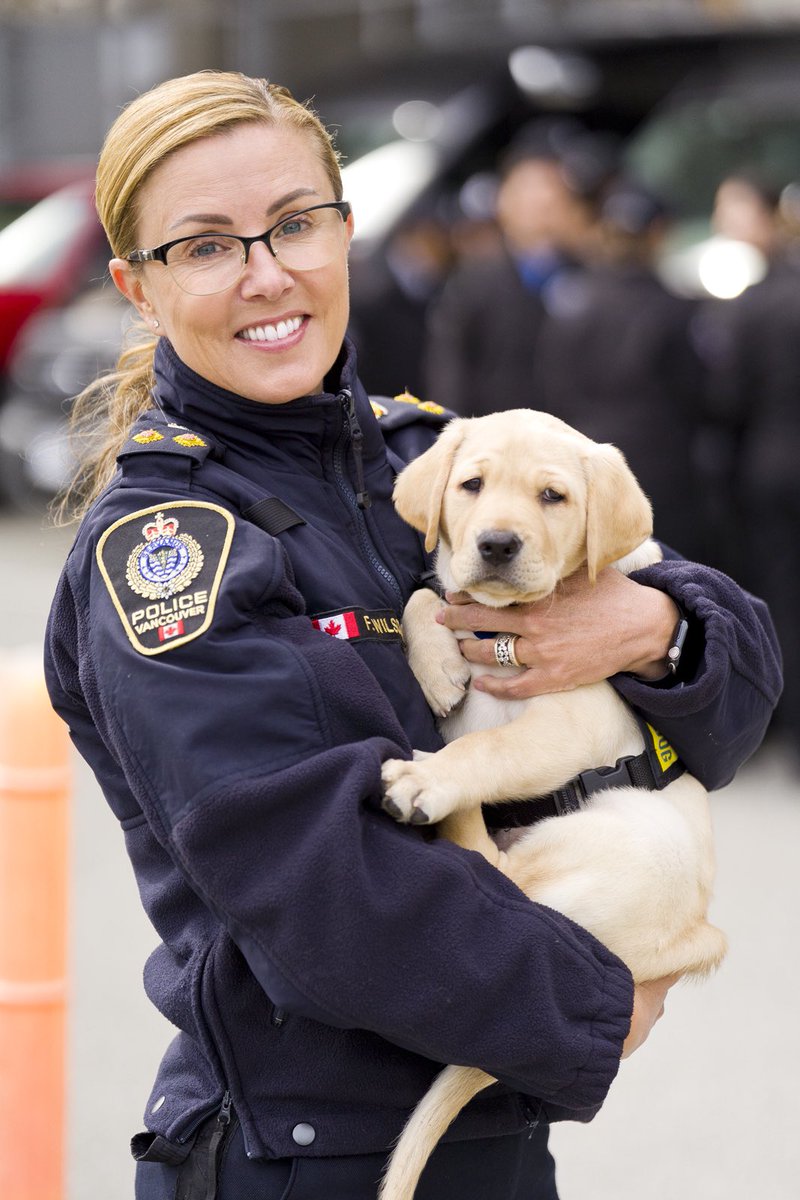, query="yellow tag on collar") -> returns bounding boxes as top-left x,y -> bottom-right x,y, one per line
645,722 -> 679,773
